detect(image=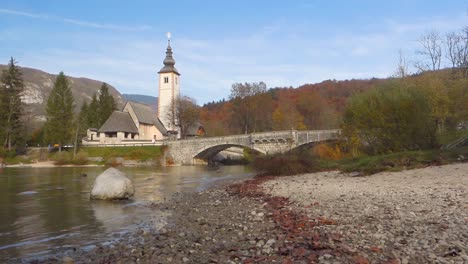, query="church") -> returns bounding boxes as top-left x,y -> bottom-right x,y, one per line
82,35 -> 182,145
